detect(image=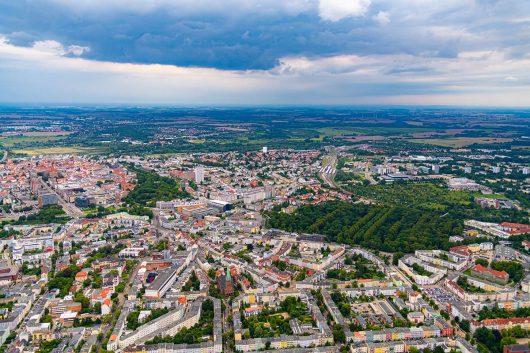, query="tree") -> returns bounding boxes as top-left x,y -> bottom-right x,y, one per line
208,268 -> 217,279
332,324 -> 346,343
474,327 -> 502,353
265,200 -> 464,253
393,252 -> 404,265
475,258 -> 489,267
123,168 -> 189,206
459,320 -> 470,332
116,282 -> 125,293
490,261 -> 524,282
74,291 -> 90,311
500,337 -> 516,348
